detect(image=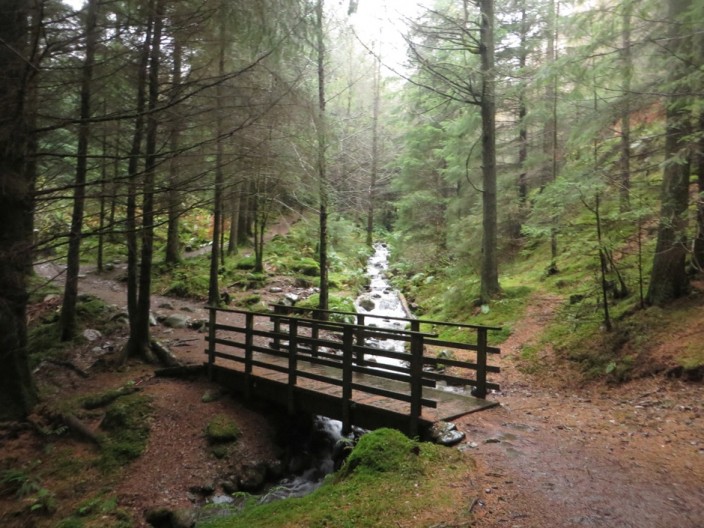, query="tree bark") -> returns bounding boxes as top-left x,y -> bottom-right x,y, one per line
125,0 -> 164,361
479,0 -> 500,302
647,0 -> 692,305
125,9 -> 152,332
208,2 -> 227,307
366,55 -> 381,247
60,0 -> 100,341
165,38 -> 183,265
517,0 -> 528,206
0,0 -> 38,420
619,1 -> 633,212
316,0 -> 329,316
694,110 -> 704,270
227,182 -> 241,255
